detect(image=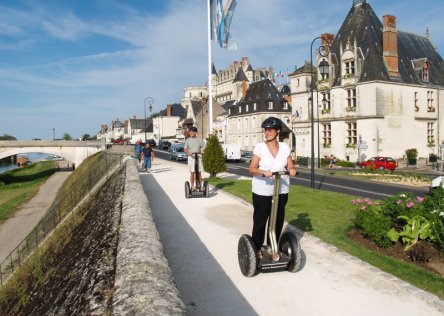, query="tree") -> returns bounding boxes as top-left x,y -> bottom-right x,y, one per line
202,134 -> 227,177
0,133 -> 17,140
63,133 -> 72,141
